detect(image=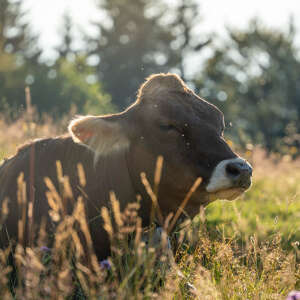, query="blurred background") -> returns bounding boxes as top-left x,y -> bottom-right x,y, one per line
0,0 -> 300,157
